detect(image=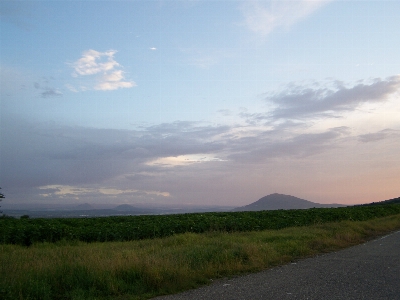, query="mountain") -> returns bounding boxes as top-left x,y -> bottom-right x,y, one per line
359,196 -> 400,206
233,193 -> 345,211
